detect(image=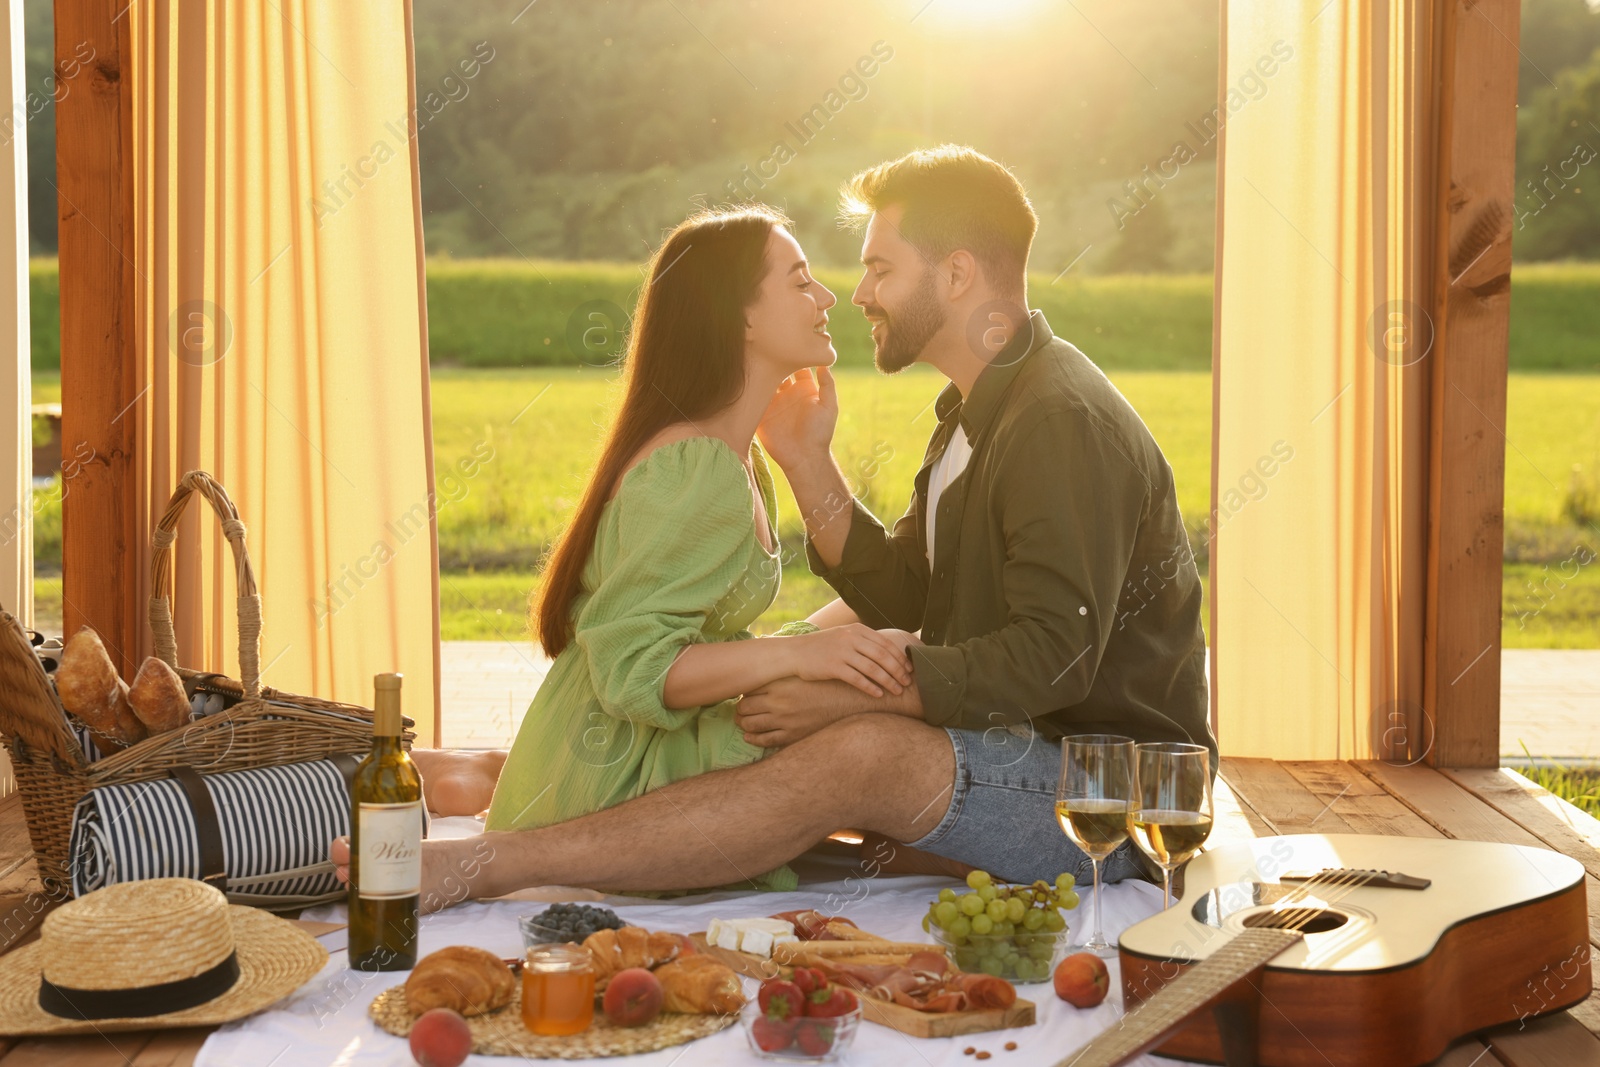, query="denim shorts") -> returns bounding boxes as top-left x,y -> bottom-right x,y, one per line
906,726 -> 1159,887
